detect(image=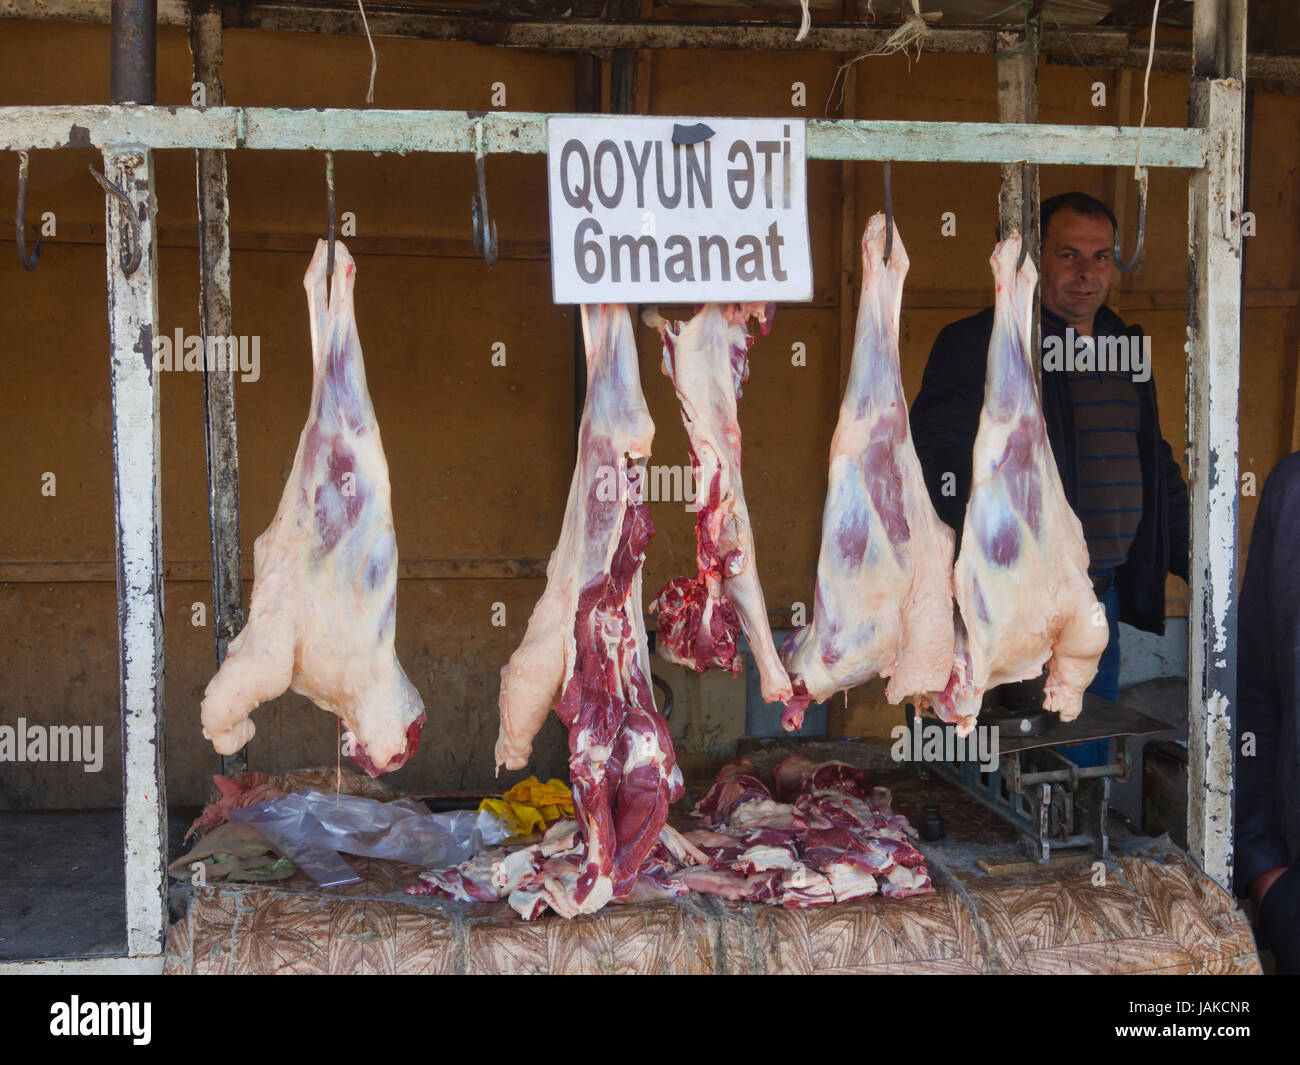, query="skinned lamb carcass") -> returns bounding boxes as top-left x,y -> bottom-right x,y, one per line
494,304 -> 683,916
781,216 -> 956,729
645,303 -> 794,707
200,240 -> 425,776
917,234 -> 1108,735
